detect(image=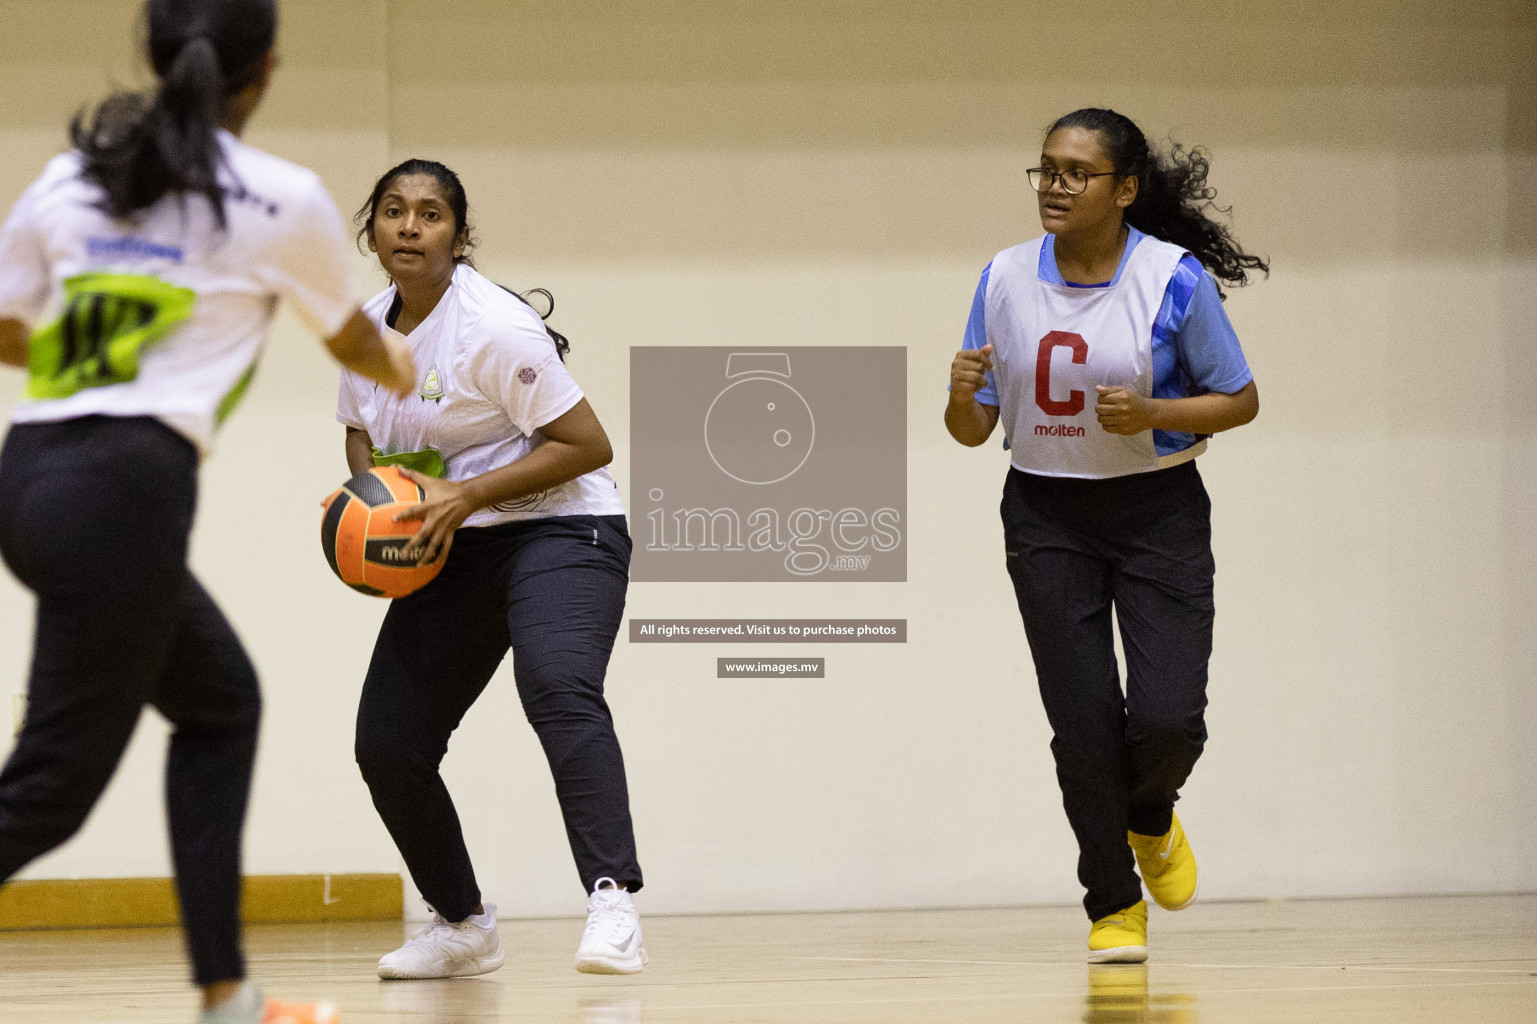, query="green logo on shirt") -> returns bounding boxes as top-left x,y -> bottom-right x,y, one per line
419,365 -> 444,403
26,272 -> 196,400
